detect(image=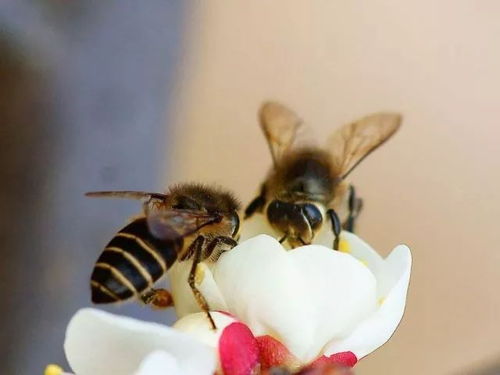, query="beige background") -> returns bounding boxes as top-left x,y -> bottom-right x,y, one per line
168,1 -> 500,374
